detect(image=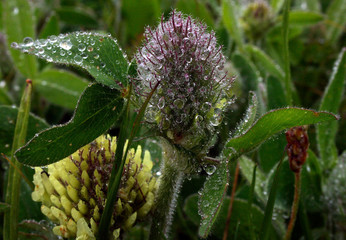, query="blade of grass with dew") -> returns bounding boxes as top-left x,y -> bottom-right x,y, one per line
3,79 -> 32,240
248,163 -> 257,240
282,0 -> 292,106
317,48 -> 346,169
260,153 -> 285,240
